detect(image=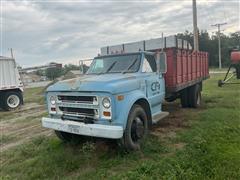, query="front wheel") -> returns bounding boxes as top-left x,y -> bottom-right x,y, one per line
121,105 -> 148,151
